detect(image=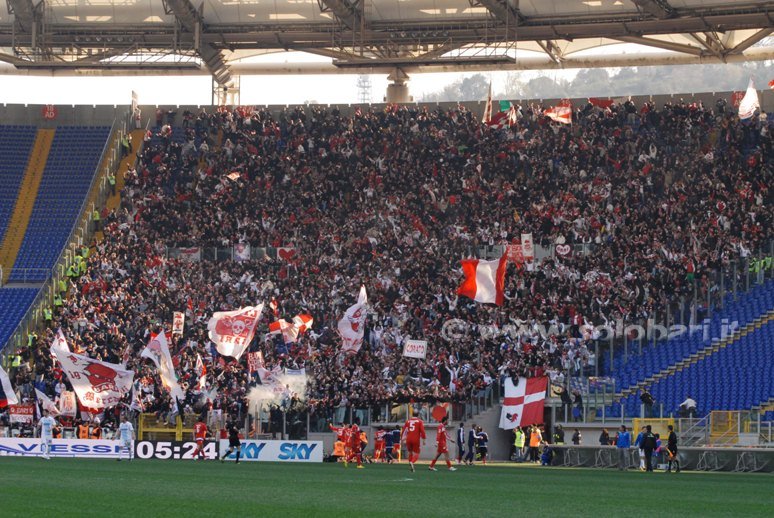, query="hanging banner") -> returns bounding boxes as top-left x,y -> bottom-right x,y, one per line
59,391 -> 77,417
234,243 -> 251,262
402,339 -> 428,359
521,233 -> 534,261
9,404 -> 35,424
172,312 -> 185,335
